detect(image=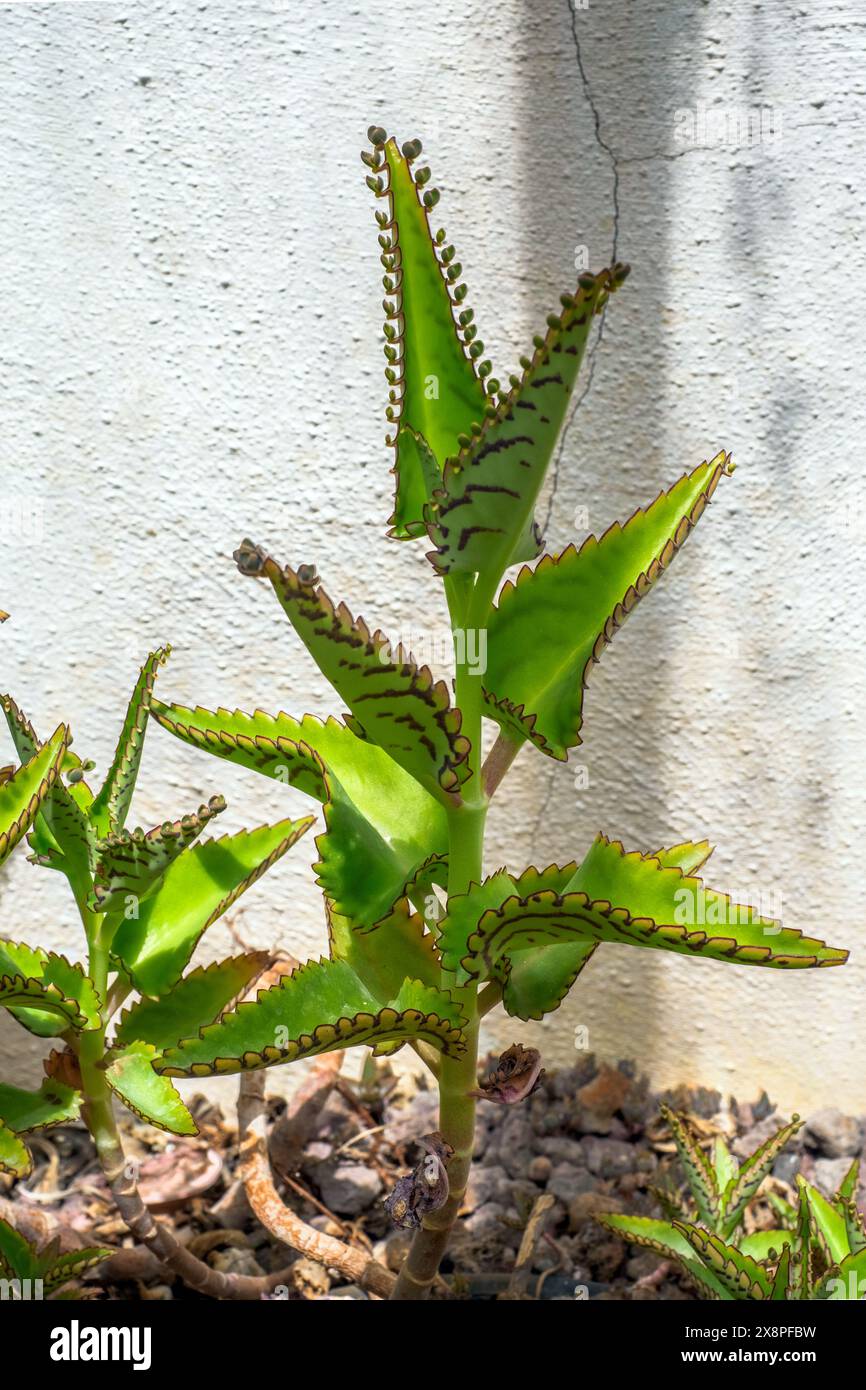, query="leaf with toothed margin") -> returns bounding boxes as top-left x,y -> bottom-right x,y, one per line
1,697 -> 96,896
719,1114 -> 803,1239
365,132 -> 489,537
113,952 -> 272,1052
90,795 -> 227,915
0,940 -> 101,1036
596,1213 -> 732,1300
674,1222 -> 773,1300
650,841 -> 714,875
328,897 -> 440,1000
150,703 -> 449,928
0,723 -> 69,868
440,834 -> 848,980
231,547 -> 471,800
425,265 -> 629,577
814,1245 -> 866,1300
482,453 -> 733,759
155,957 -> 467,1078
89,648 -> 170,835
0,1215 -> 111,1291
802,1178 -> 849,1265
0,1079 -> 81,1135
105,1042 -> 198,1135
112,816 -> 314,996
661,1104 -> 720,1228
0,1121 -> 31,1178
